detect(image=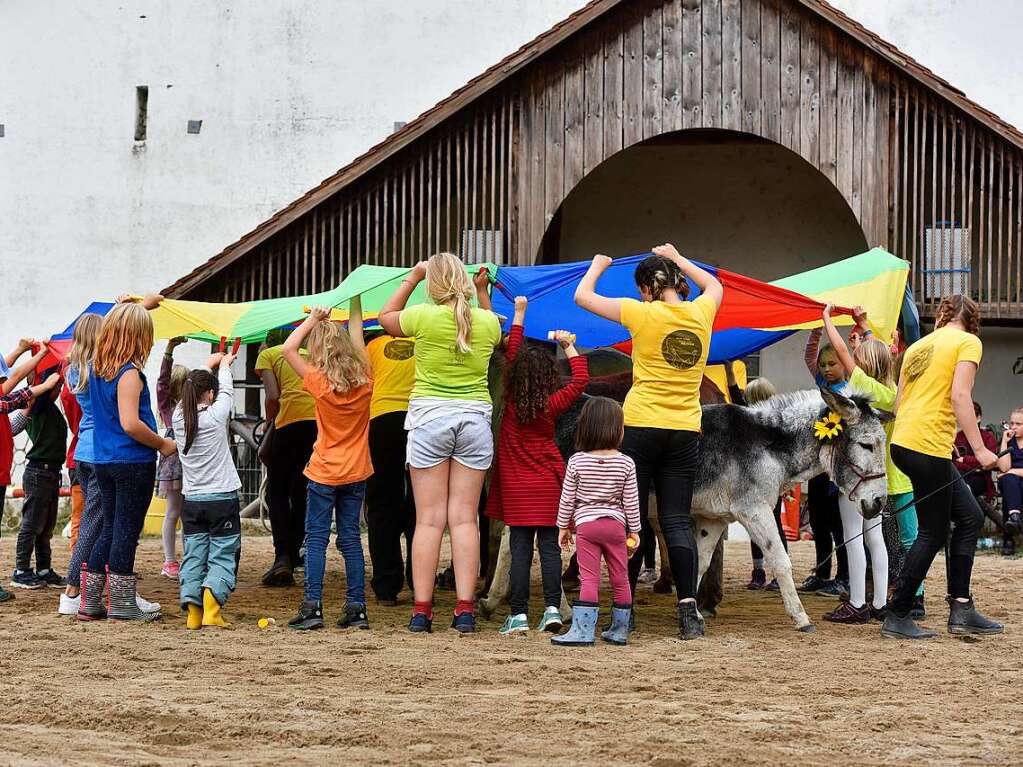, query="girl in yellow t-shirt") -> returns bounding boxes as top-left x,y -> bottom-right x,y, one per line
574,243 -> 722,640
883,294 -> 1002,640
